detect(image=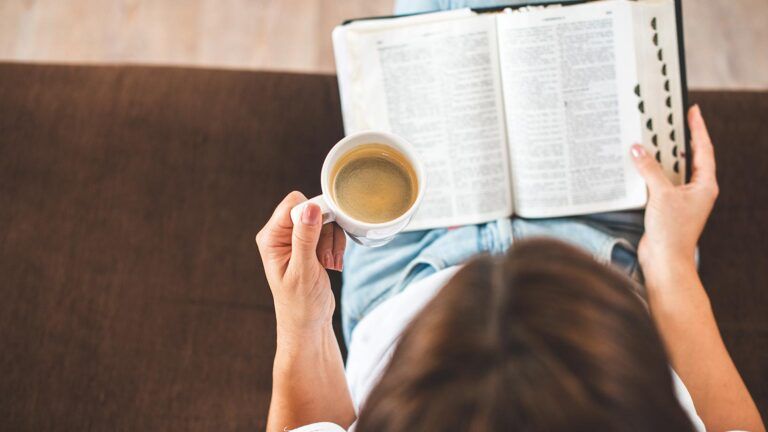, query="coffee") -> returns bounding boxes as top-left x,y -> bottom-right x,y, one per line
330,144 -> 418,224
